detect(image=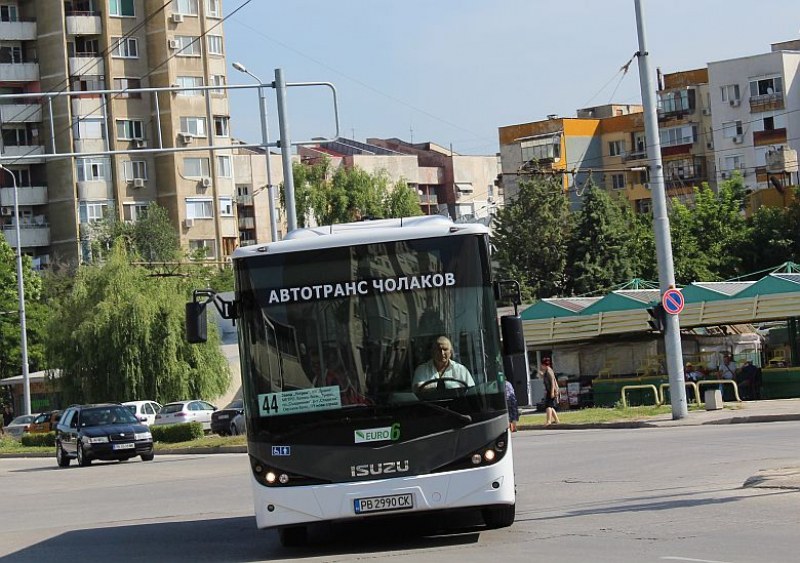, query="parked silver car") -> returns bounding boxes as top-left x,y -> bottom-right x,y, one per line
4,414 -> 38,440
152,400 -> 216,431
